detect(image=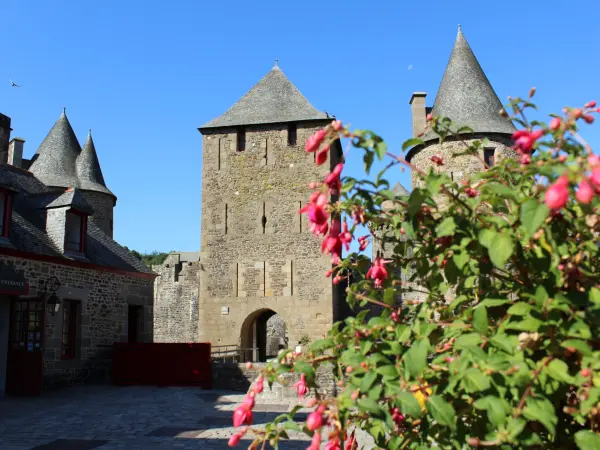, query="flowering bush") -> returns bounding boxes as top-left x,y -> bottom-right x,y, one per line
228,92 -> 600,449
